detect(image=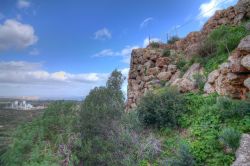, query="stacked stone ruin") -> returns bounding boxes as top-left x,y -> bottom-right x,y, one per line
126,0 -> 250,111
